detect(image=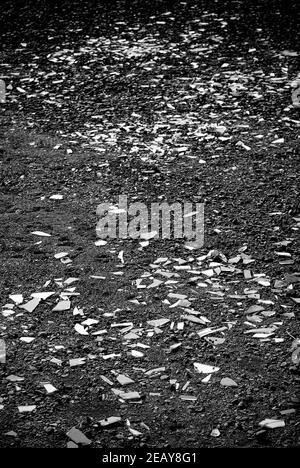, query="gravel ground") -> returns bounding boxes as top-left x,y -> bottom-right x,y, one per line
0,0 -> 299,449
